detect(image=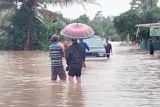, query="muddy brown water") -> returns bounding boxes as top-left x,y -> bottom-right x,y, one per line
0,42 -> 160,107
